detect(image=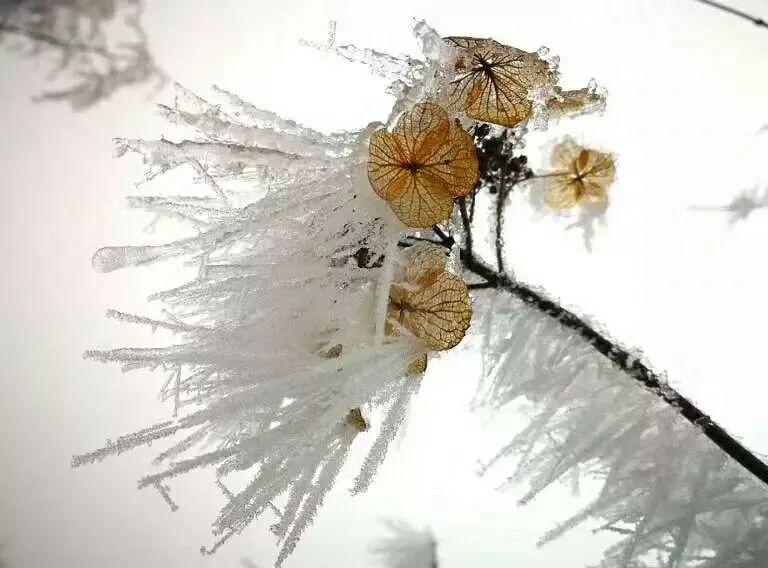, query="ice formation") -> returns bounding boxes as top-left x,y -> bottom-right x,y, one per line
370,520 -> 438,568
77,18 -> 768,568
474,290 -> 768,567
77,82 -> 433,562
